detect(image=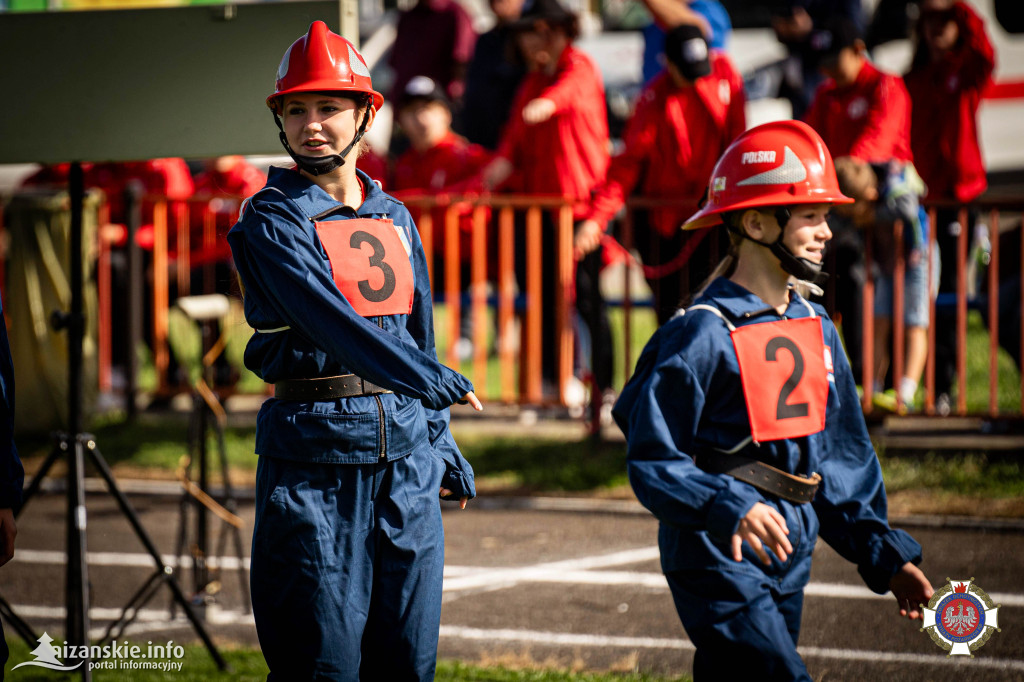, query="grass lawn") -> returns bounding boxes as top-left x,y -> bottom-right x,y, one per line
3,640 -> 685,682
